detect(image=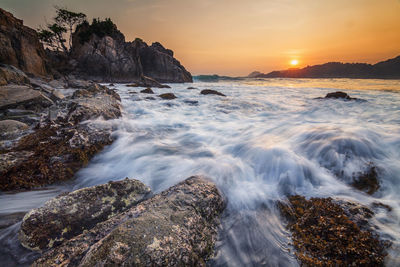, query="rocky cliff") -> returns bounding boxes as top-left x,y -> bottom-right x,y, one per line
68,19 -> 192,83
0,8 -> 48,77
